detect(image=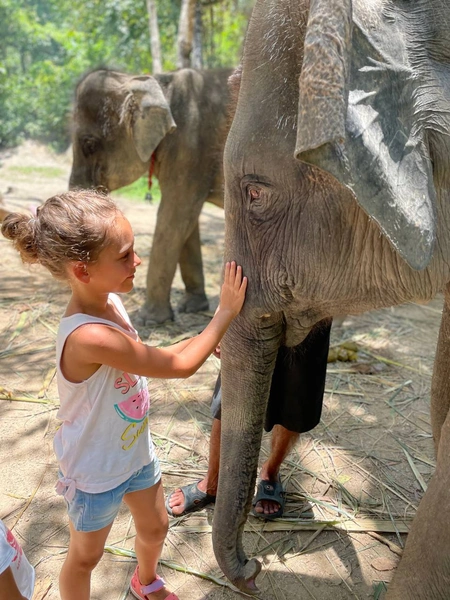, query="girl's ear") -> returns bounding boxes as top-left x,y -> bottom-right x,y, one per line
72,262 -> 90,283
